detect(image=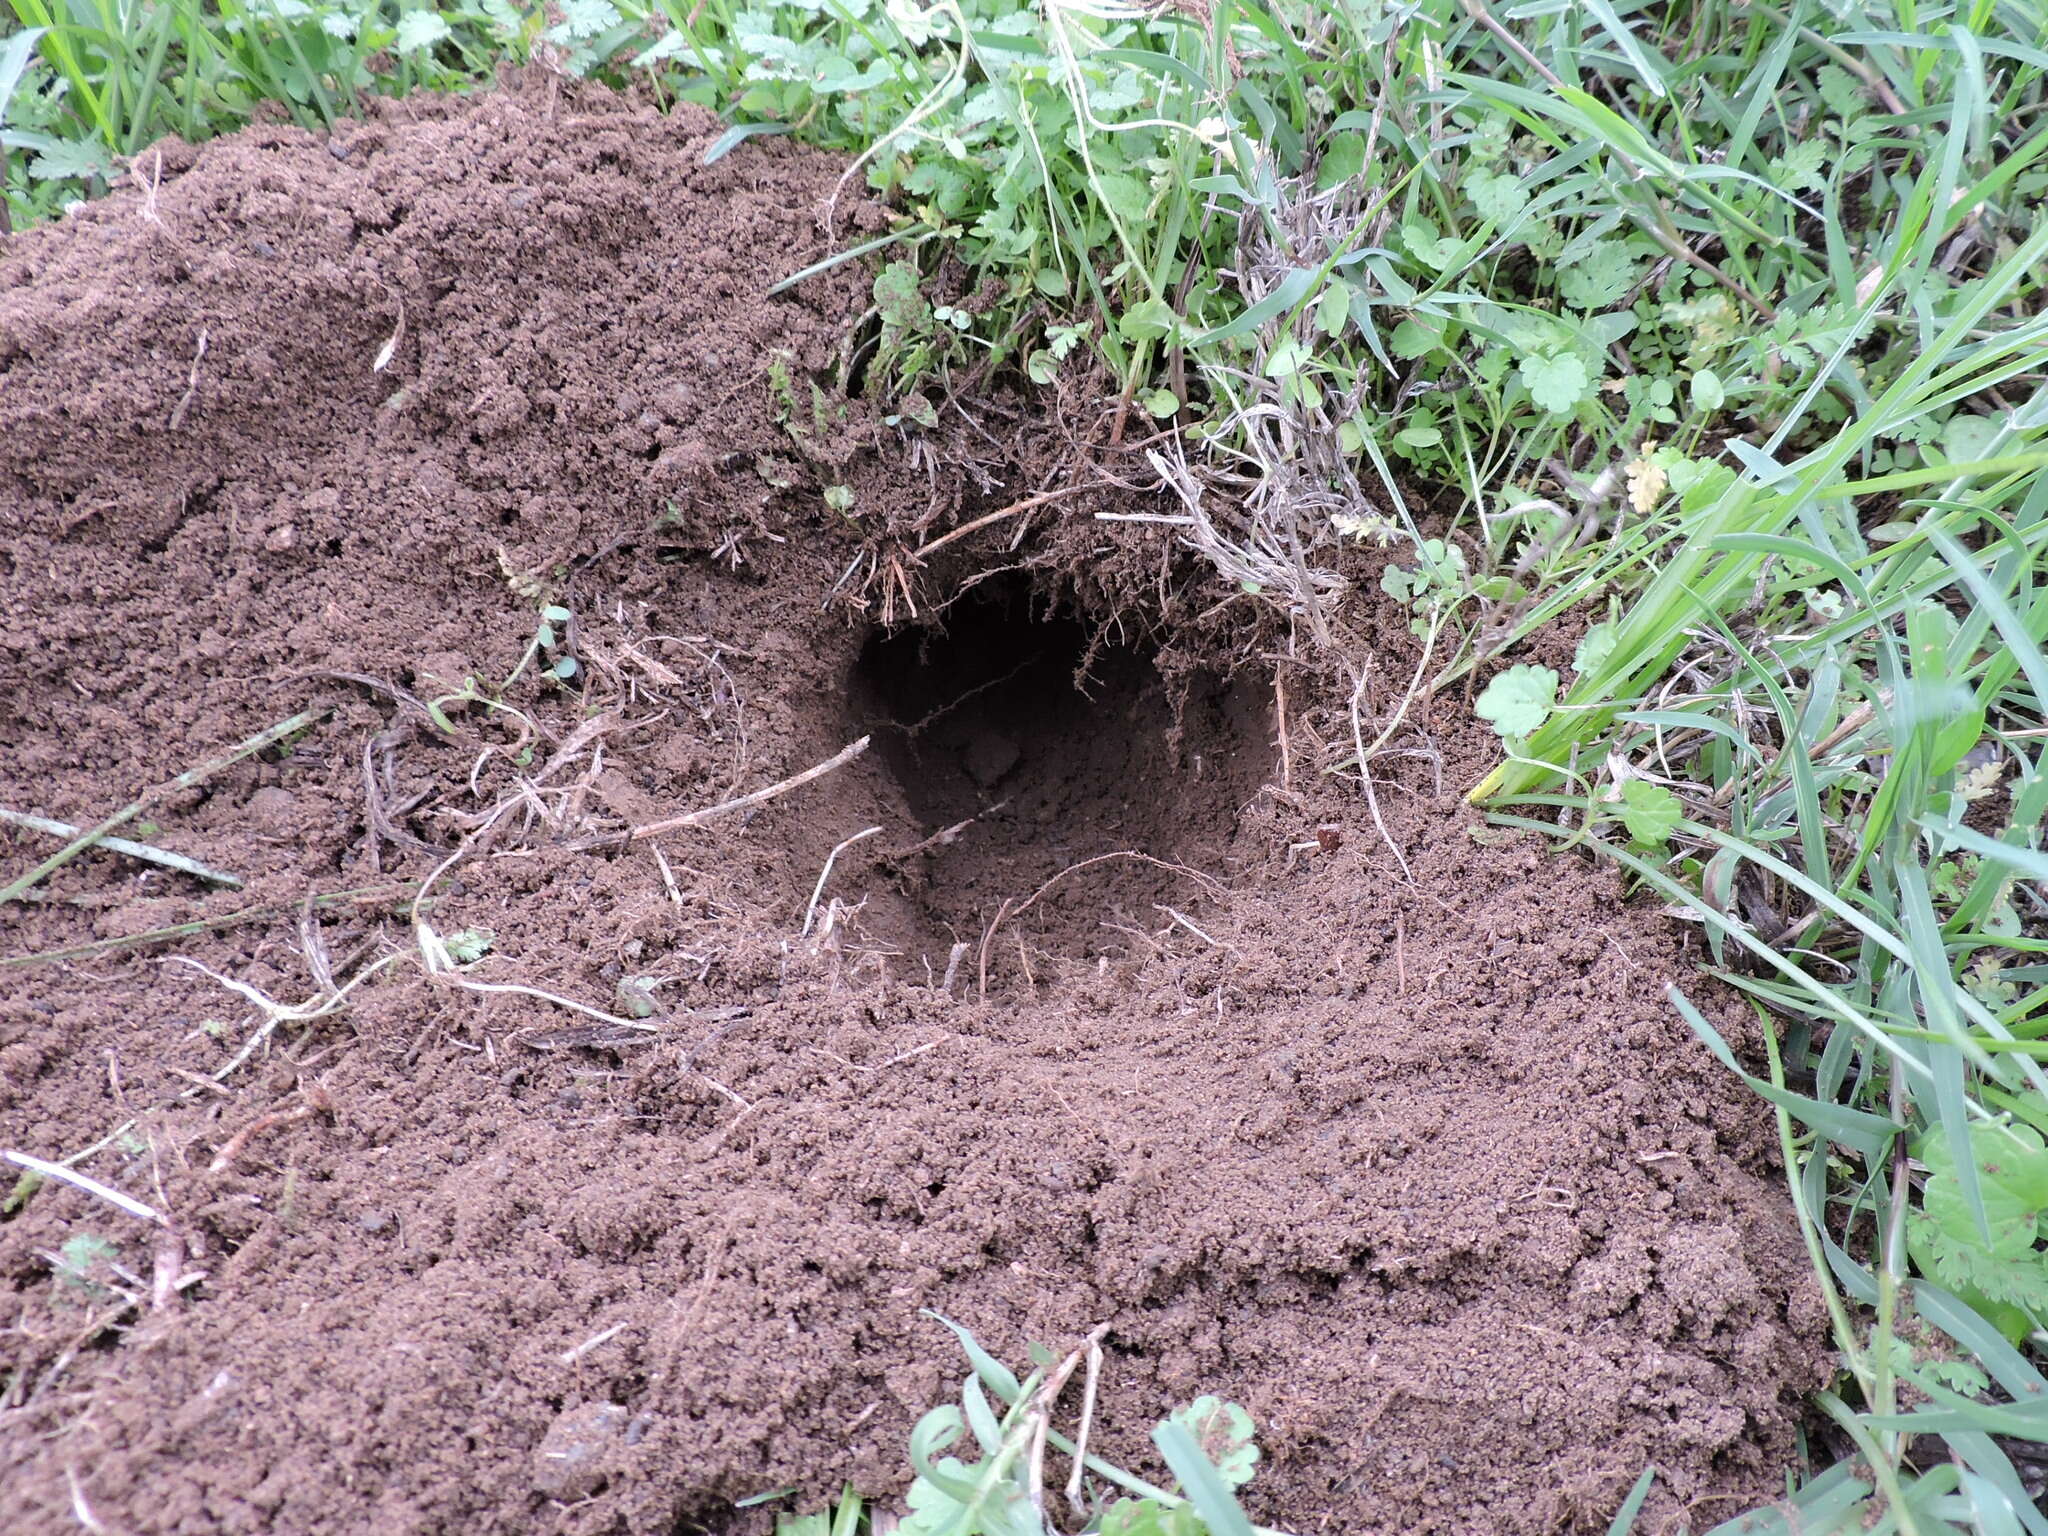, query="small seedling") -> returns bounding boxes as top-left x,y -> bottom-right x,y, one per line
52,1232 -> 119,1301
1379,539 -> 1467,634
1616,781 -> 1681,850
442,928 -> 494,965
616,975 -> 663,1019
